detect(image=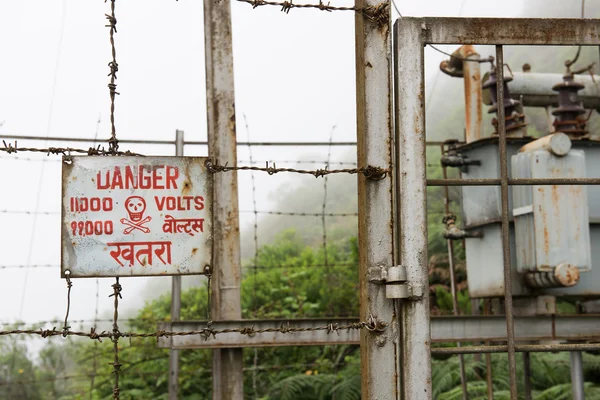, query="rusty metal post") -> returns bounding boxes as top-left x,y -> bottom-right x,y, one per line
395,18 -> 432,399
204,0 -> 243,397
495,46 -> 519,400
461,46 -> 482,143
168,130 -> 184,399
355,2 -> 400,399
441,144 -> 468,400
